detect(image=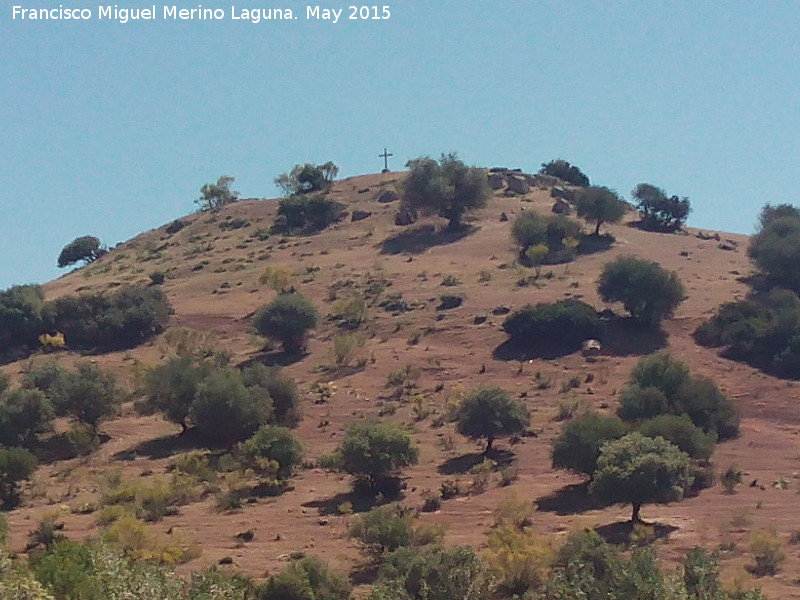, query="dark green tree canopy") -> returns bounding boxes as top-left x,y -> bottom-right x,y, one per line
575,186 -> 628,235
631,183 -> 691,232
338,421 -> 419,489
57,236 -> 106,268
551,411 -> 627,477
456,387 -> 529,453
620,352 -> 739,440
401,153 -> 490,231
237,424 -> 303,480
274,162 -> 339,196
598,255 -> 685,324
196,175 -> 238,212
189,367 -> 273,446
51,361 -> 120,431
636,414 -> 716,460
502,300 -> 600,350
539,159 -> 590,187
0,387 -> 55,448
748,203 -> 800,291
0,446 -> 38,508
142,355 -> 215,432
260,554 -> 351,600
589,432 -> 692,523
253,293 -> 319,353
0,284 -> 47,351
